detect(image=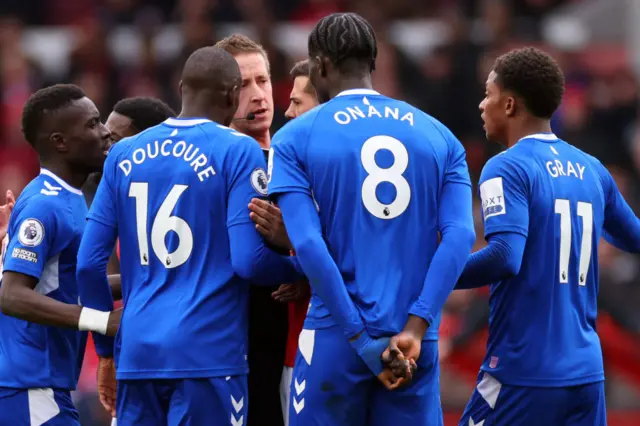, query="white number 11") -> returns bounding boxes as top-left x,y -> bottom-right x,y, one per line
555,199 -> 593,286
